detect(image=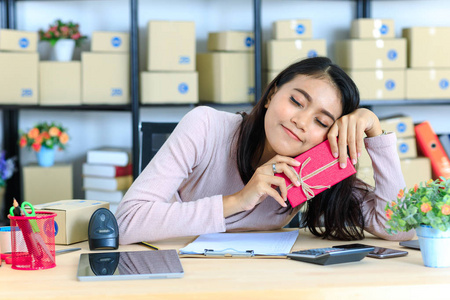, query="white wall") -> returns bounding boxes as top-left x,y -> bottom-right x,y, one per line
2,0 -> 450,198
